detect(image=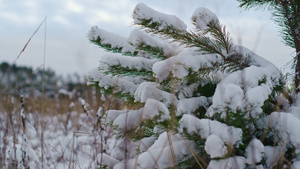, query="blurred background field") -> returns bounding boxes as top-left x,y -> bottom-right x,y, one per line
0,61 -> 125,168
